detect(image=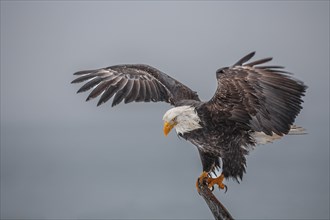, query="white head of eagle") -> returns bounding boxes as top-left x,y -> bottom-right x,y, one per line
162,106 -> 202,136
